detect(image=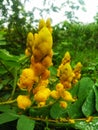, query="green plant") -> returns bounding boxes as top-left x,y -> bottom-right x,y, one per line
1,18 -> 98,130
